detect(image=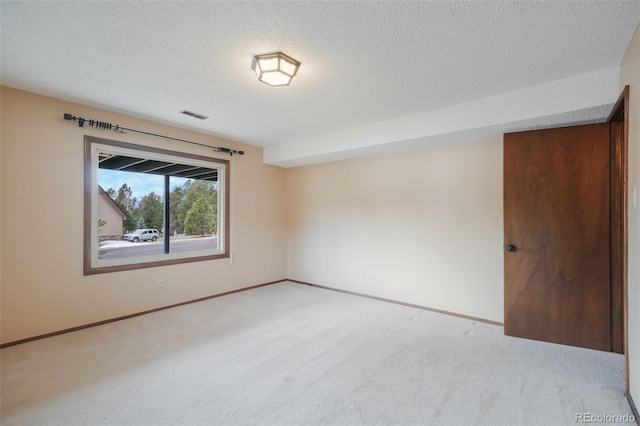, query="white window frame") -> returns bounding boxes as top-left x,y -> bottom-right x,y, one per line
84,136 -> 229,275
